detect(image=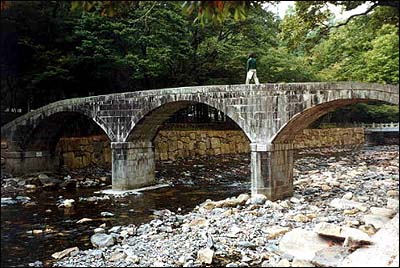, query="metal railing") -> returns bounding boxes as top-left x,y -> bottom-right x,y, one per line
359,122 -> 399,132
